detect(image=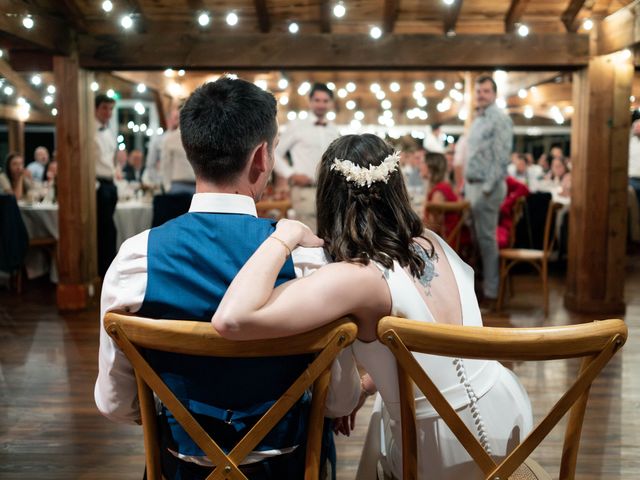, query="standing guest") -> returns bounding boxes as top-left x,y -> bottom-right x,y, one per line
94,93 -> 118,277
274,82 -> 340,231
628,120 -> 640,211
142,116 -> 175,190
26,146 -> 50,182
161,108 -> 196,194
423,123 -> 445,154
0,152 -> 33,200
465,75 -> 513,308
95,77 -> 357,480
452,134 -> 468,195
122,149 -> 145,182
